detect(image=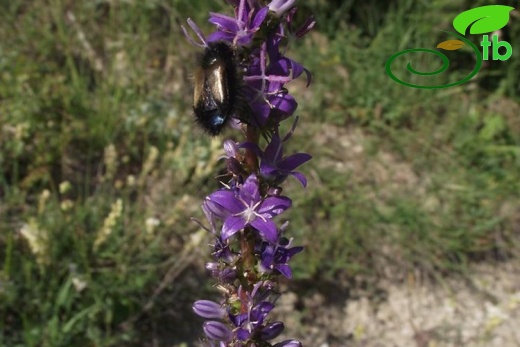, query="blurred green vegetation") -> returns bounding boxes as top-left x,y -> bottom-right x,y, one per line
0,0 -> 519,346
